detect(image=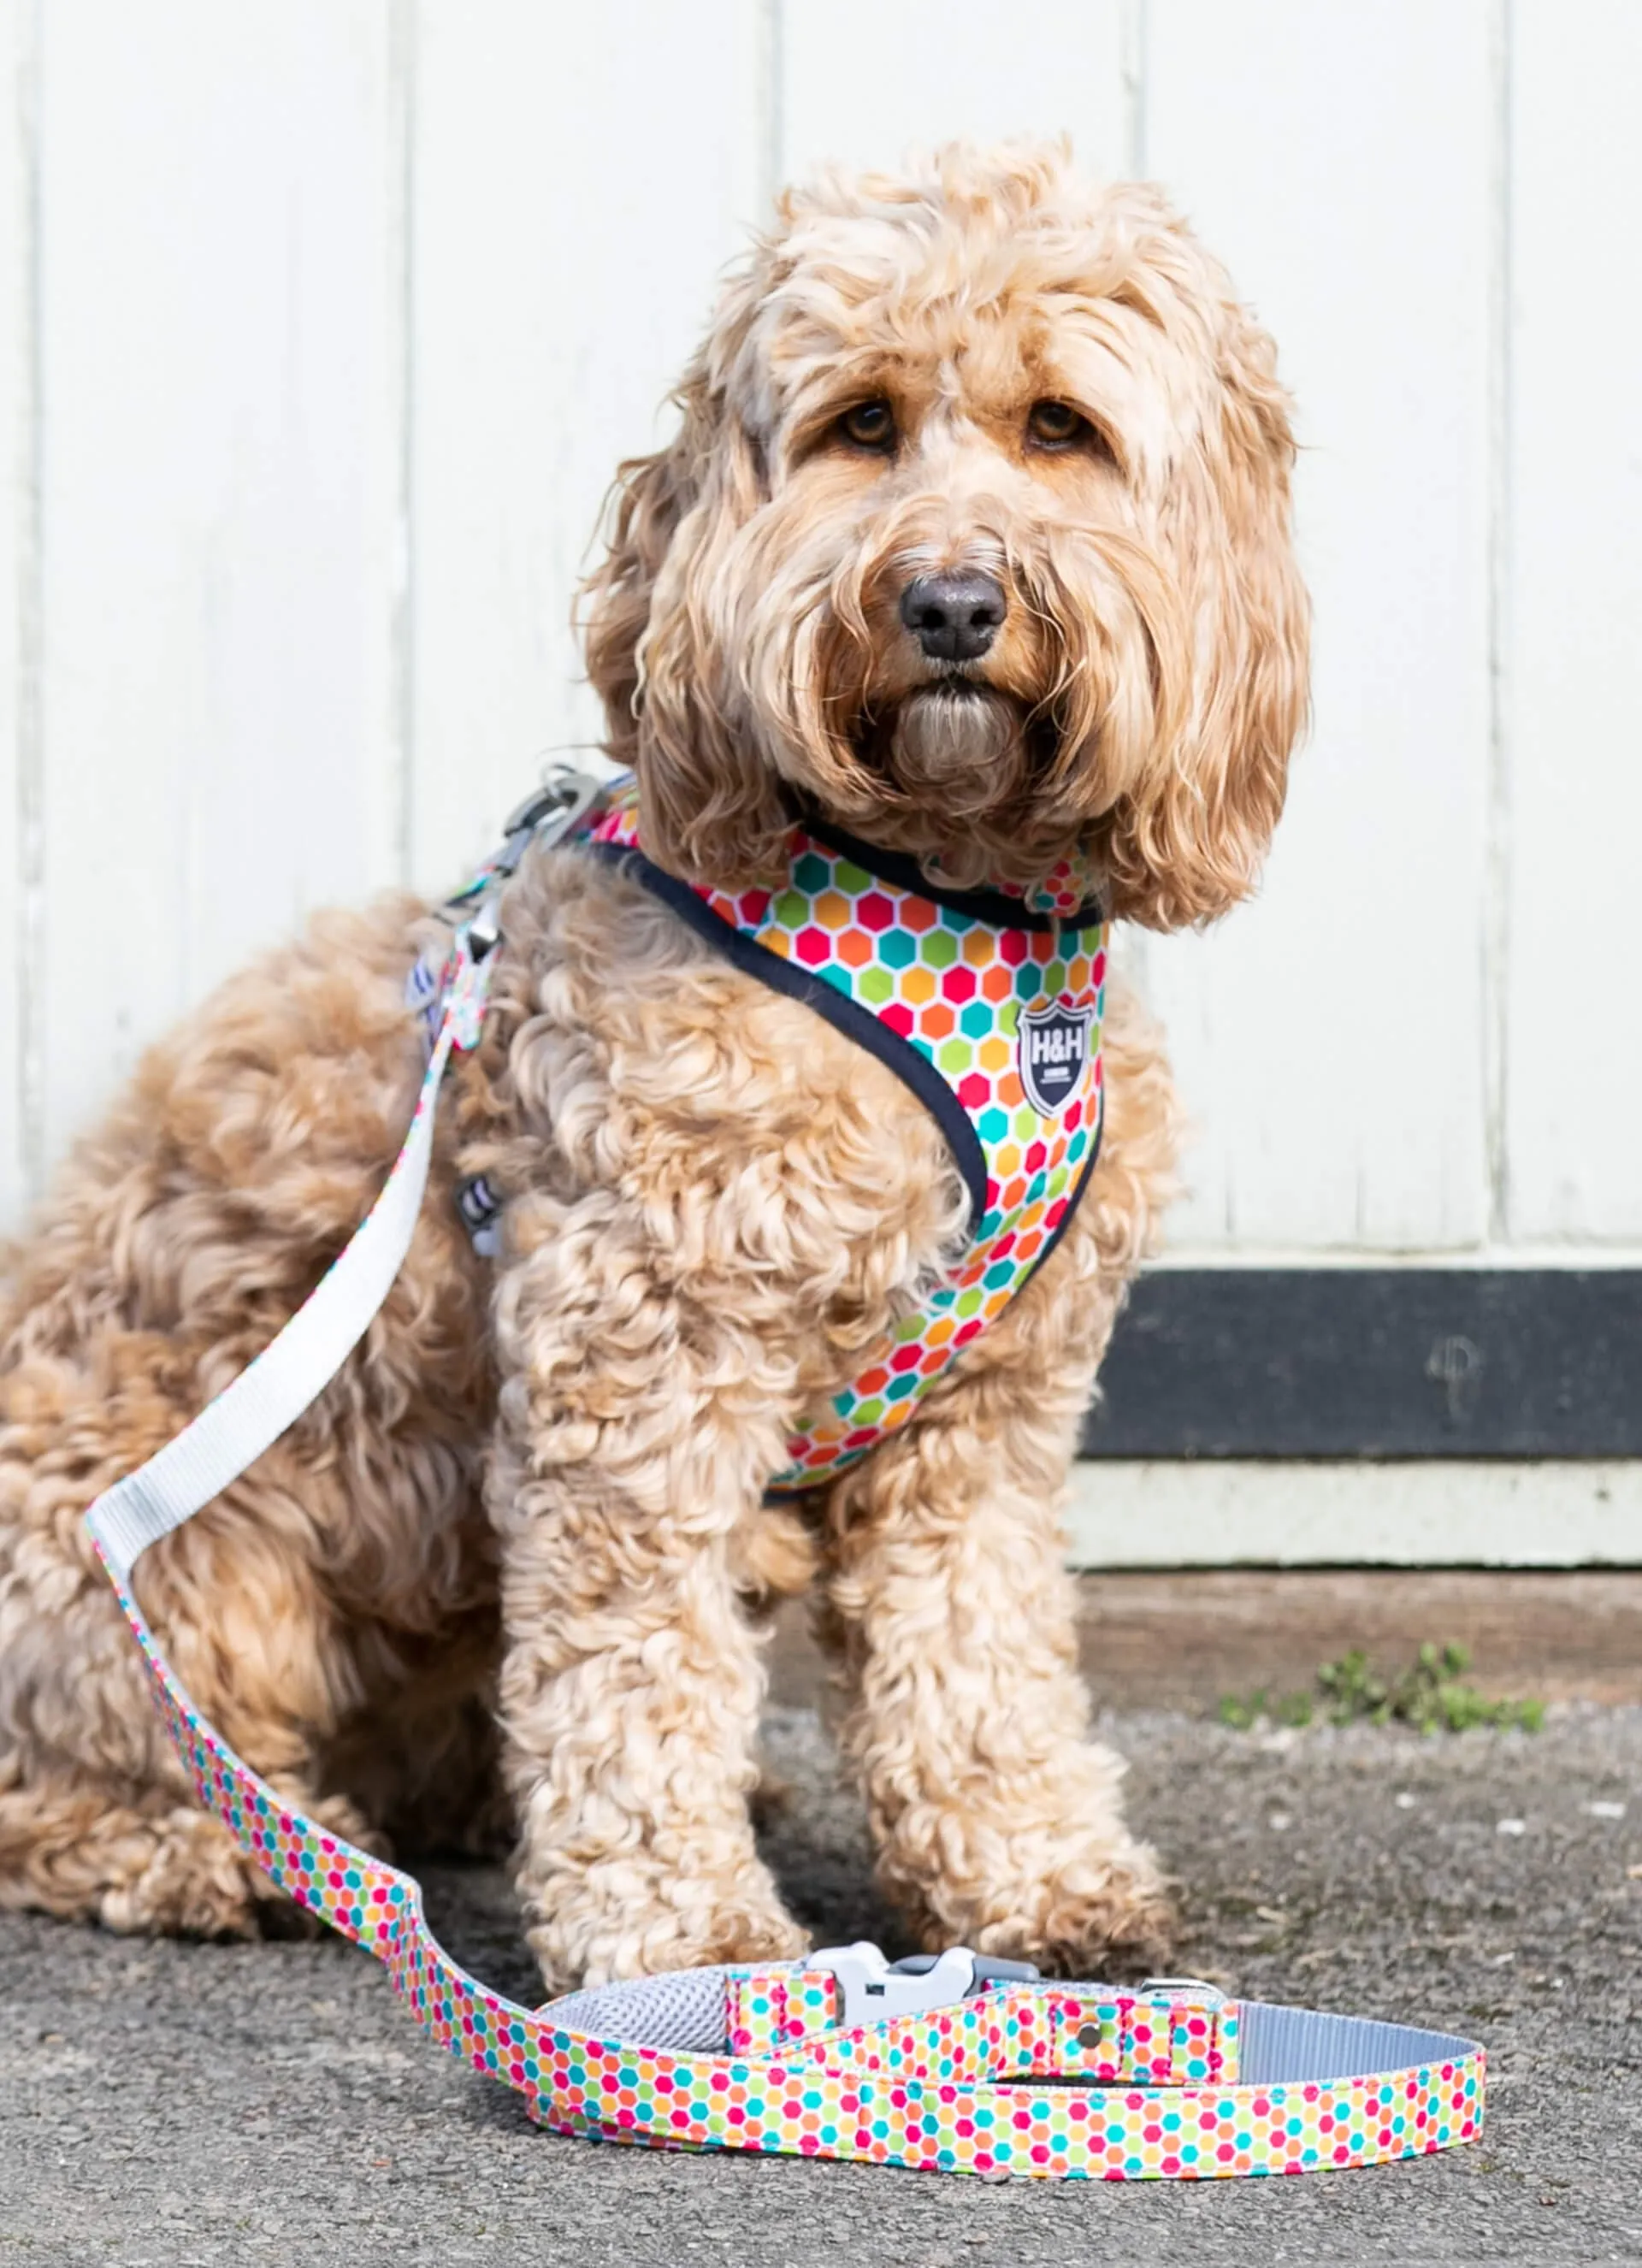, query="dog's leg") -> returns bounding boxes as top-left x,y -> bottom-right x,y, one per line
488,1212 -> 809,1993
822,1350 -> 1172,1975
821,991 -> 1180,1975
